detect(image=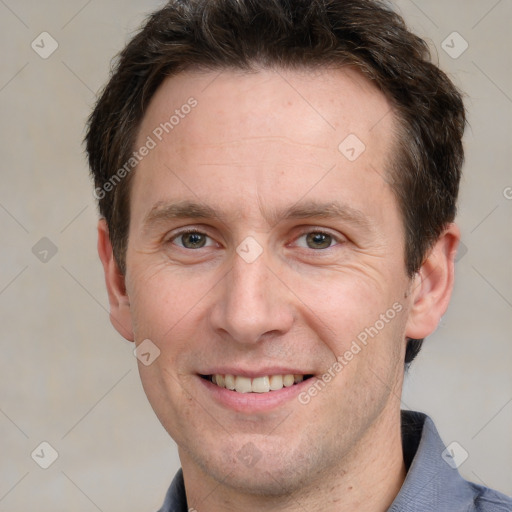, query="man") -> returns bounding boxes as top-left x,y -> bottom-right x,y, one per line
85,0 -> 512,510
